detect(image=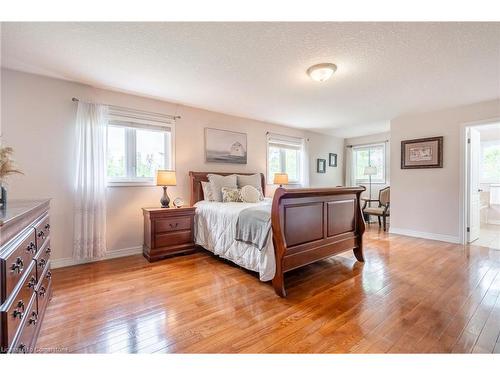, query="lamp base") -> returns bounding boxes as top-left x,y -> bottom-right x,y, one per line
160,186 -> 170,208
